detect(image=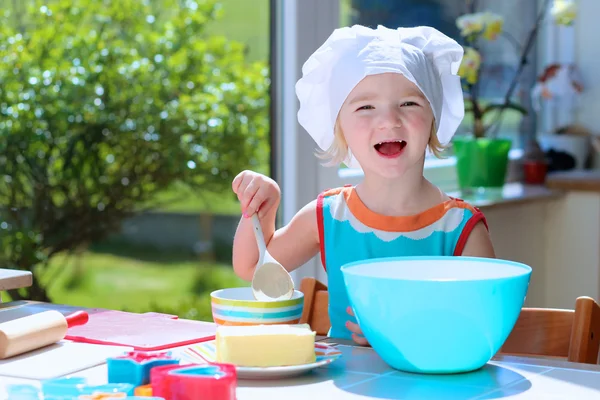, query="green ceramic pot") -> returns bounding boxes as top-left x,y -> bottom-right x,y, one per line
453,137 -> 512,190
